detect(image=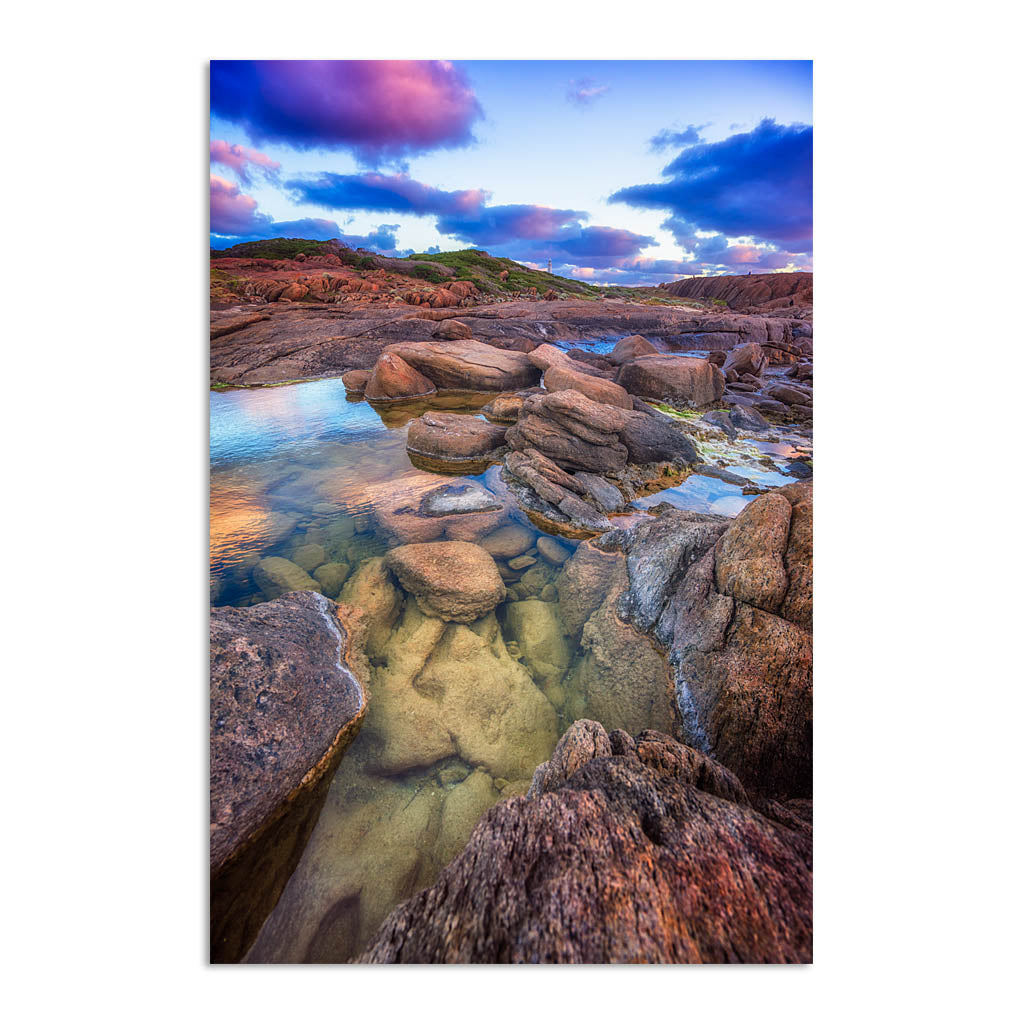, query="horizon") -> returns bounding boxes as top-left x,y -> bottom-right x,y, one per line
210,60 -> 812,287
